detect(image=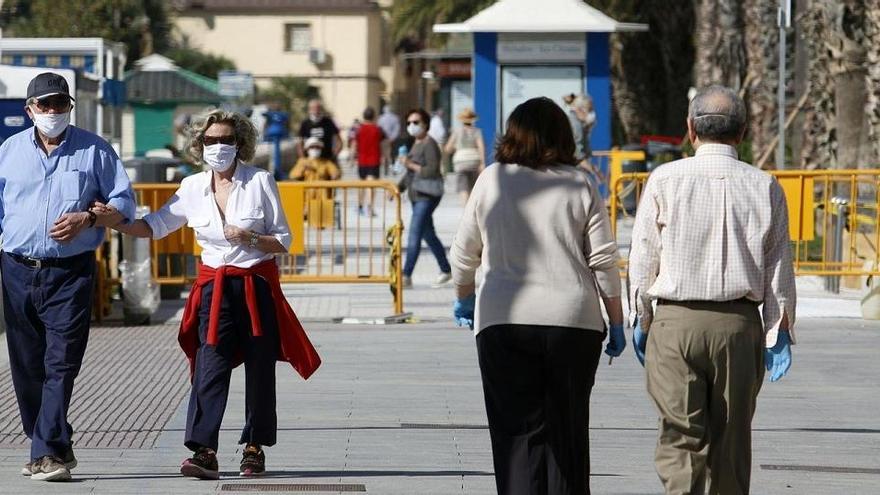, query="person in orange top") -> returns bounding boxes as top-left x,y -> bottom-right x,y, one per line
290,137 -> 341,201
